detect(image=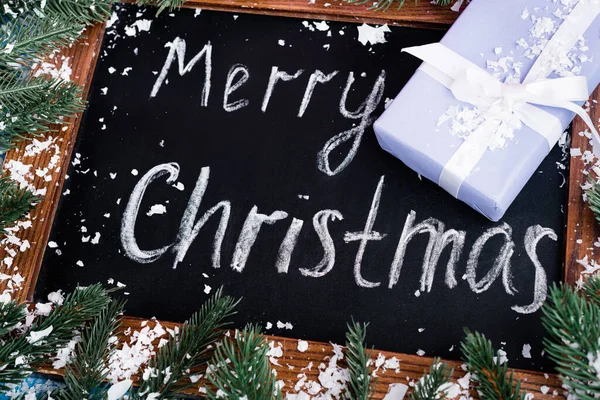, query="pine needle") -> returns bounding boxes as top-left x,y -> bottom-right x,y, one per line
206,325 -> 282,400
586,178 -> 600,225
460,330 -> 525,400
409,358 -> 454,400
135,0 -> 186,16
0,72 -> 84,152
1,0 -> 117,26
342,0 -> 454,12
0,14 -> 83,68
0,300 -> 26,338
542,279 -> 600,399
135,287 -> 240,399
55,298 -> 126,400
0,177 -> 40,235
344,320 -> 374,400
0,284 -> 111,390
